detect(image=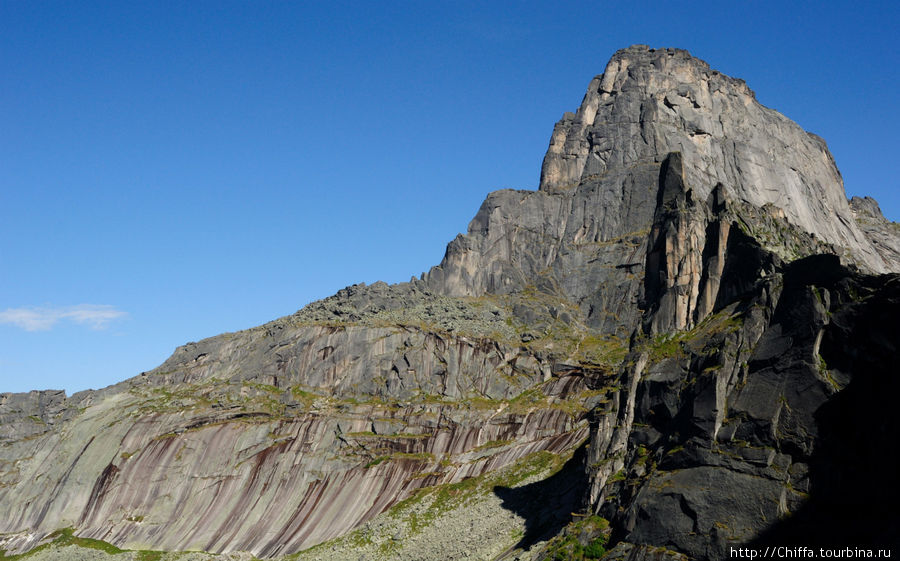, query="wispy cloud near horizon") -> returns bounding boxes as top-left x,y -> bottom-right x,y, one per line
0,305 -> 128,331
